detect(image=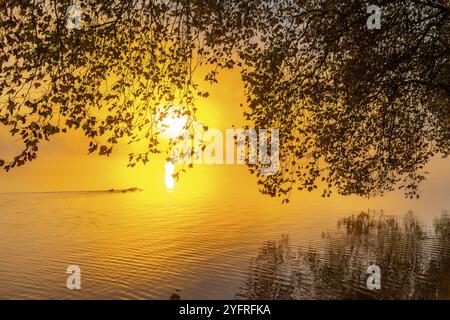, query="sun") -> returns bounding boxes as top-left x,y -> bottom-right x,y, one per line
157,107 -> 189,190
159,109 -> 188,140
